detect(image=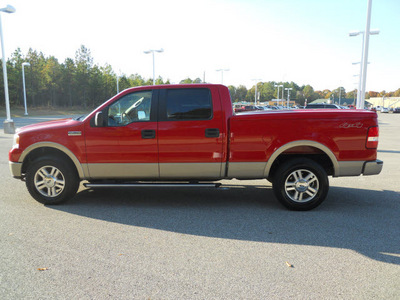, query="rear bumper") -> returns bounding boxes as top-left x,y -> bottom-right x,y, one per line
336,159 -> 383,177
9,161 -> 22,179
363,159 -> 383,176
